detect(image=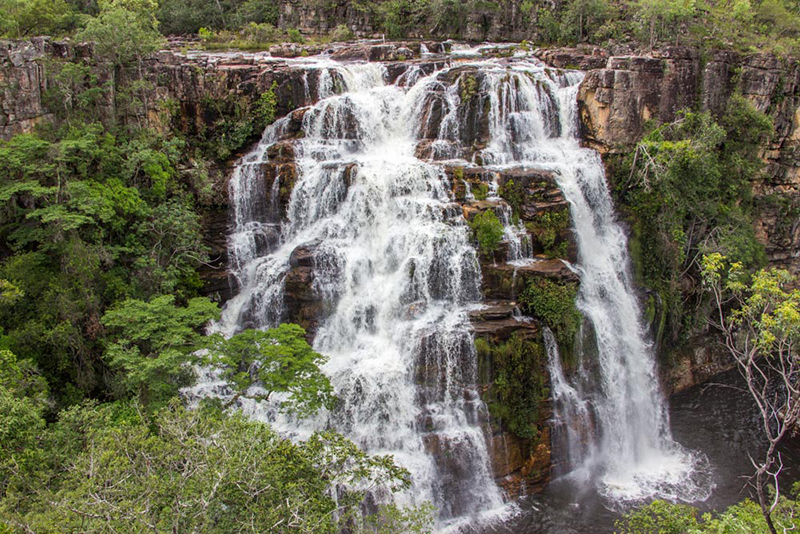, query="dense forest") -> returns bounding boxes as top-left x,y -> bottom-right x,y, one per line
0,0 -> 799,533
1,0 -> 800,53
